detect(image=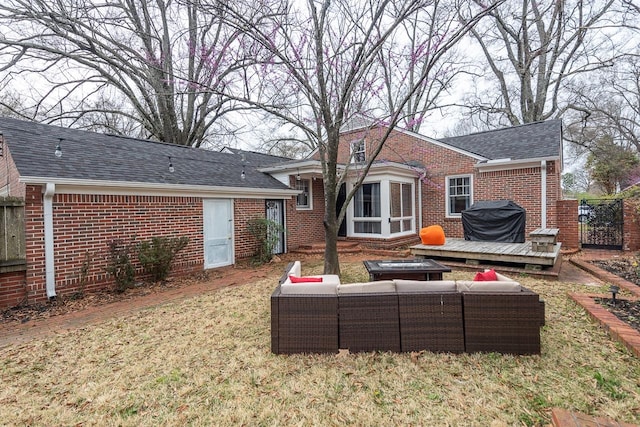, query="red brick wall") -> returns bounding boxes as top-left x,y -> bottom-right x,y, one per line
0,270 -> 27,308
234,198 -> 266,259
286,177 -> 326,250
623,199 -> 640,251
309,127 -> 565,244
2,189 -> 278,308
25,185 -> 46,304
556,199 -> 579,250
21,185 -> 209,305
0,145 -> 25,197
